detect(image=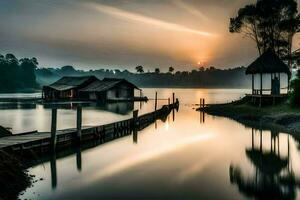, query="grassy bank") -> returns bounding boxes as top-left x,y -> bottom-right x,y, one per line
0,151 -> 32,200
197,100 -> 300,134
